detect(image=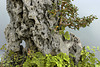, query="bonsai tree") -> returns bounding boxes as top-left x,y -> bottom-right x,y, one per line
48,0 -> 97,39
1,0 -> 99,67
